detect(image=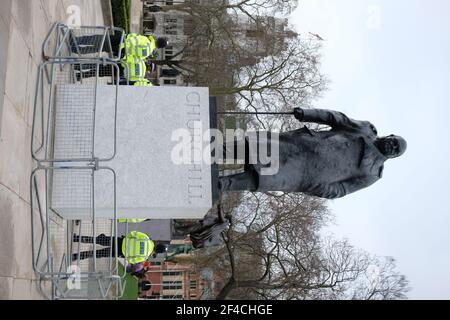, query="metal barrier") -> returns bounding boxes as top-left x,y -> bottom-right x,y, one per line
31,59 -> 120,163
42,23 -> 125,61
31,23 -> 129,300
30,166 -> 122,299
